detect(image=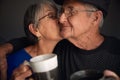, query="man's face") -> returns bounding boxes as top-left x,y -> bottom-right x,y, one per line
59,1 -> 95,40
